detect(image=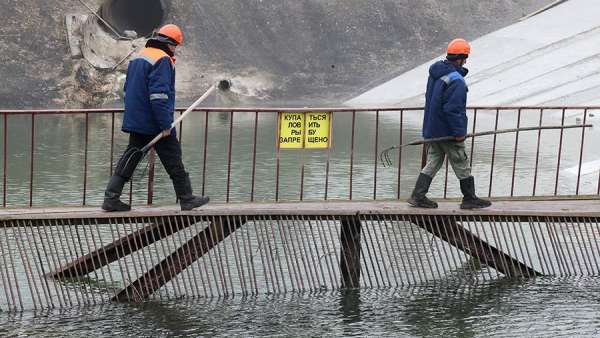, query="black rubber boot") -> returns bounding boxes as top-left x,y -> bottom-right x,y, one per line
180,195 -> 210,211
460,176 -> 492,209
407,173 -> 438,208
173,174 -> 210,211
102,176 -> 131,212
